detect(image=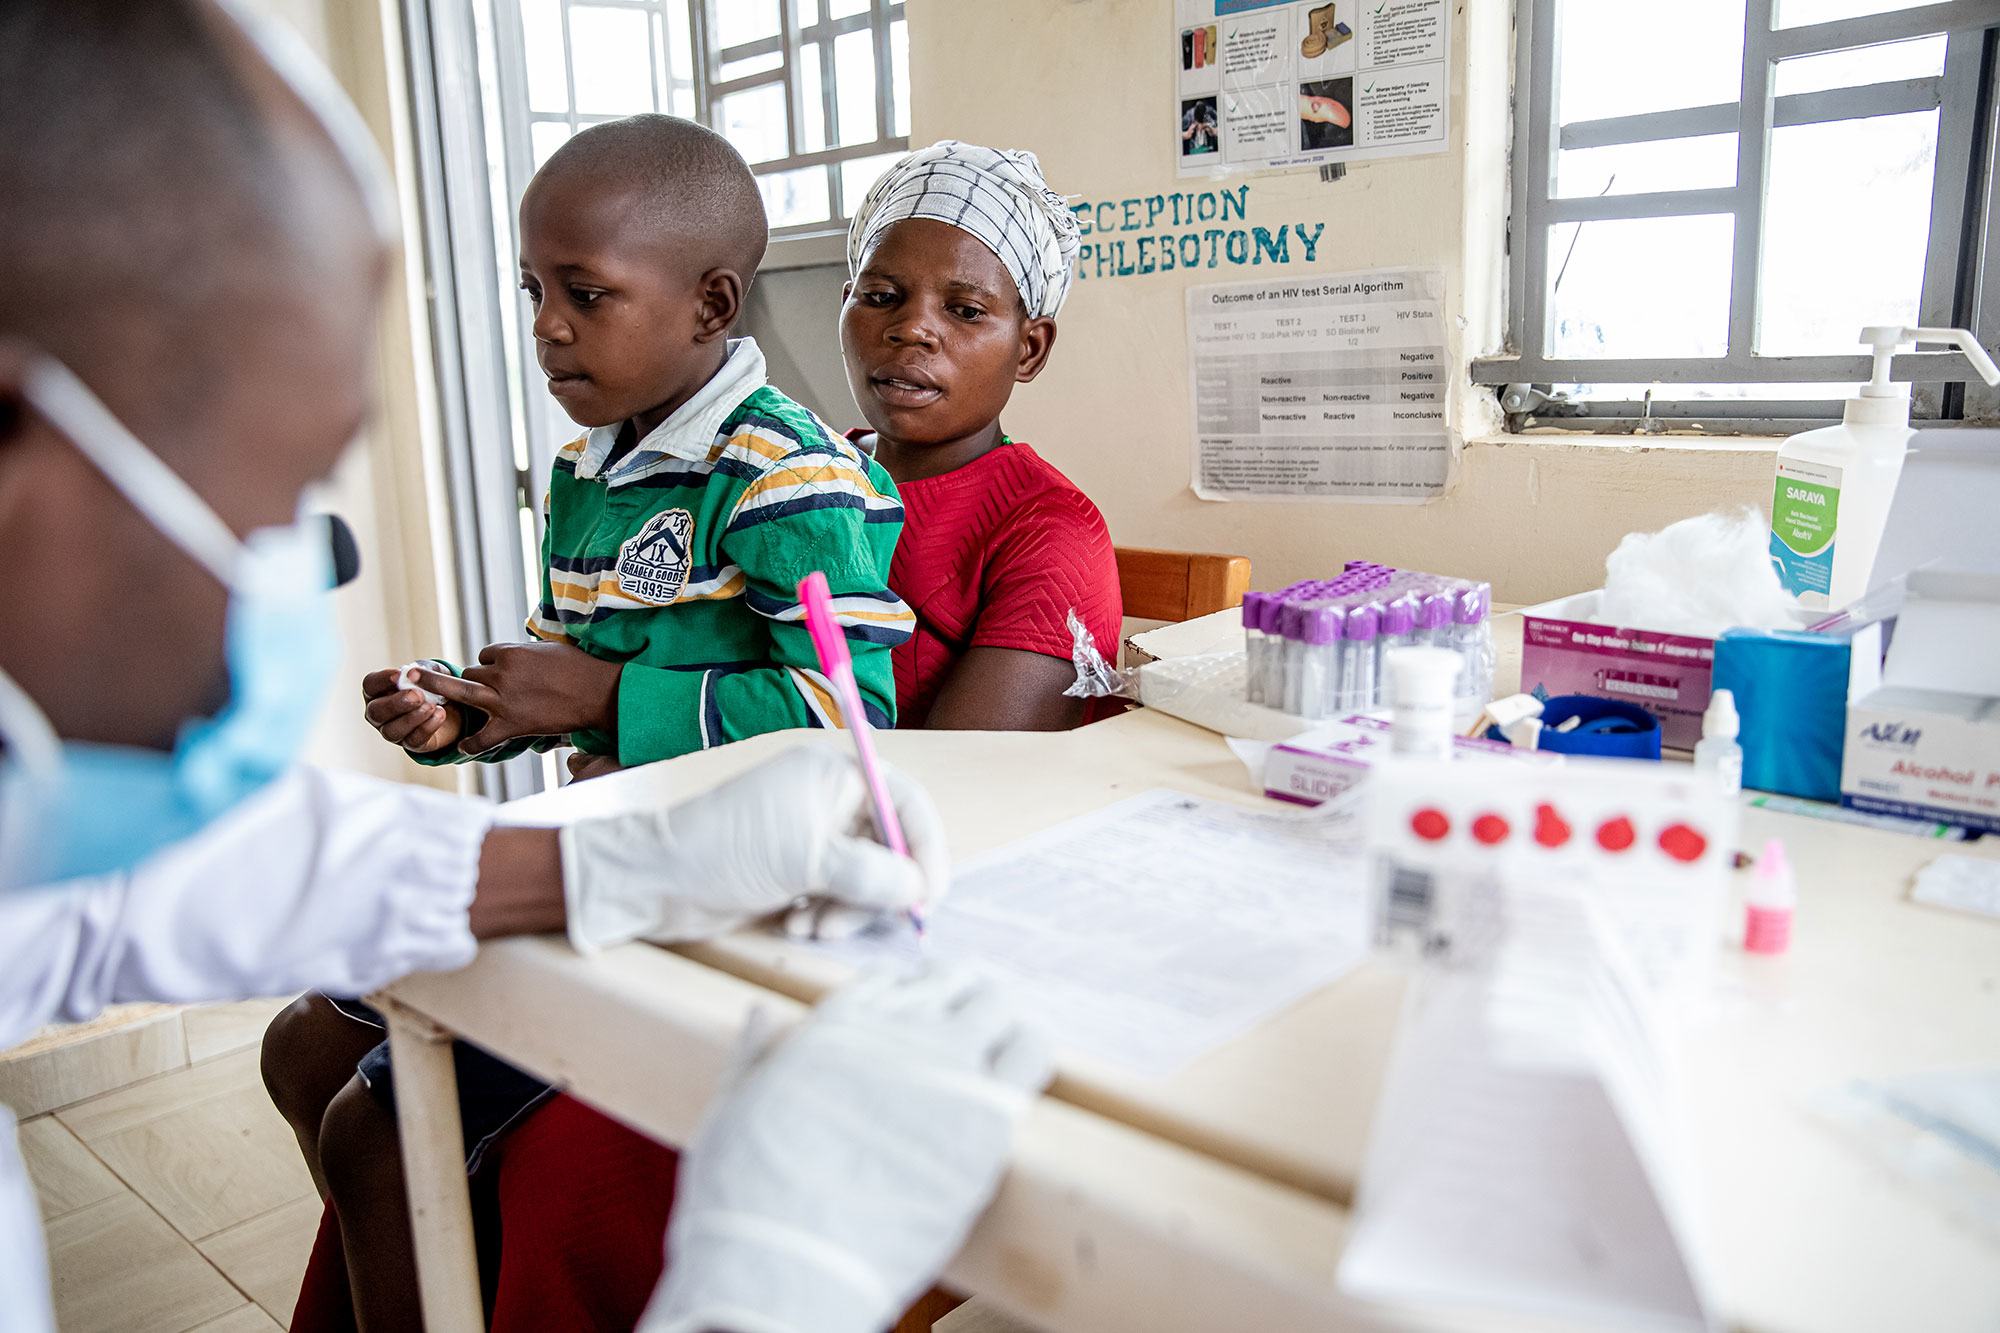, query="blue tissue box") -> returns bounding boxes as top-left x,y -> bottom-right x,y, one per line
1713,628 -> 1871,802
